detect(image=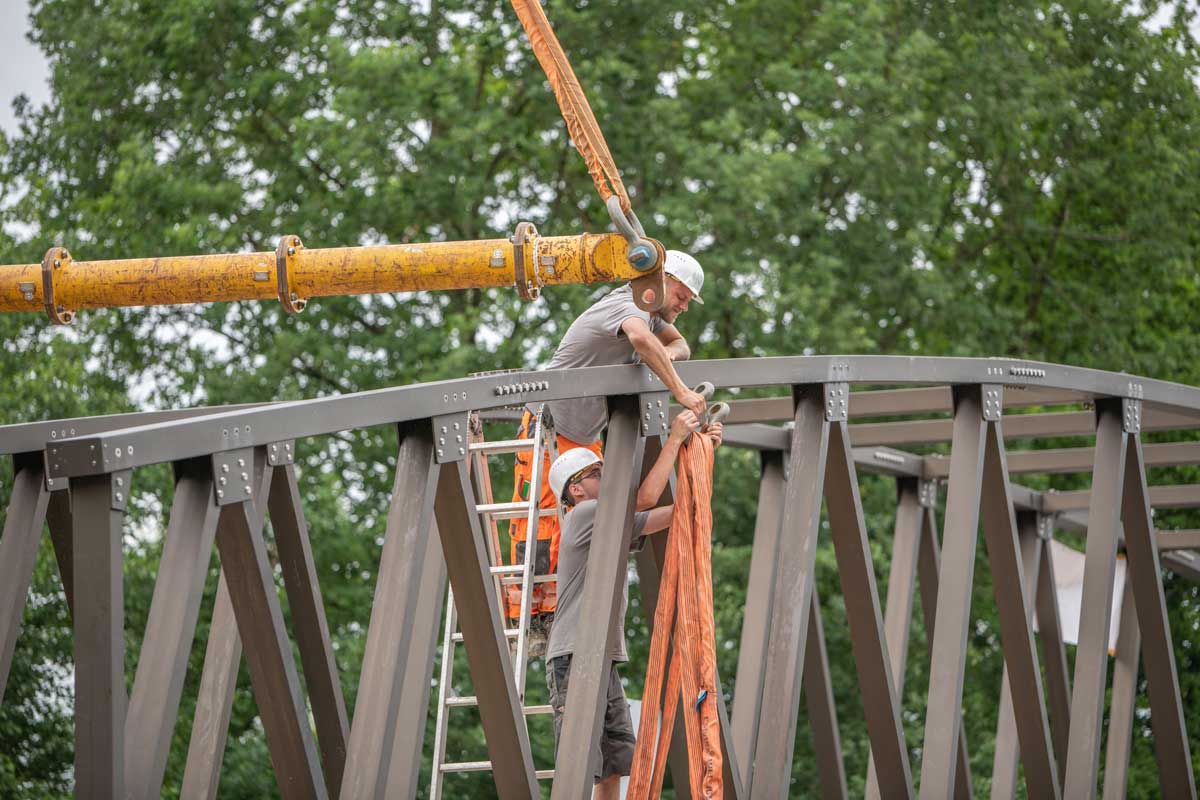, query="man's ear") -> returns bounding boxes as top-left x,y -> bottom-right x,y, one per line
569,482 -> 585,504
